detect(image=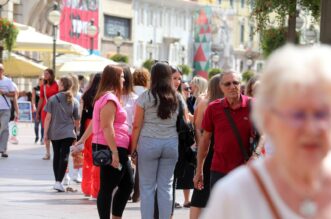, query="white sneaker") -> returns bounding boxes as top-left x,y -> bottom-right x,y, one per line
62,174 -> 70,186
53,182 -> 65,192
73,175 -> 82,183
89,196 -> 97,201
